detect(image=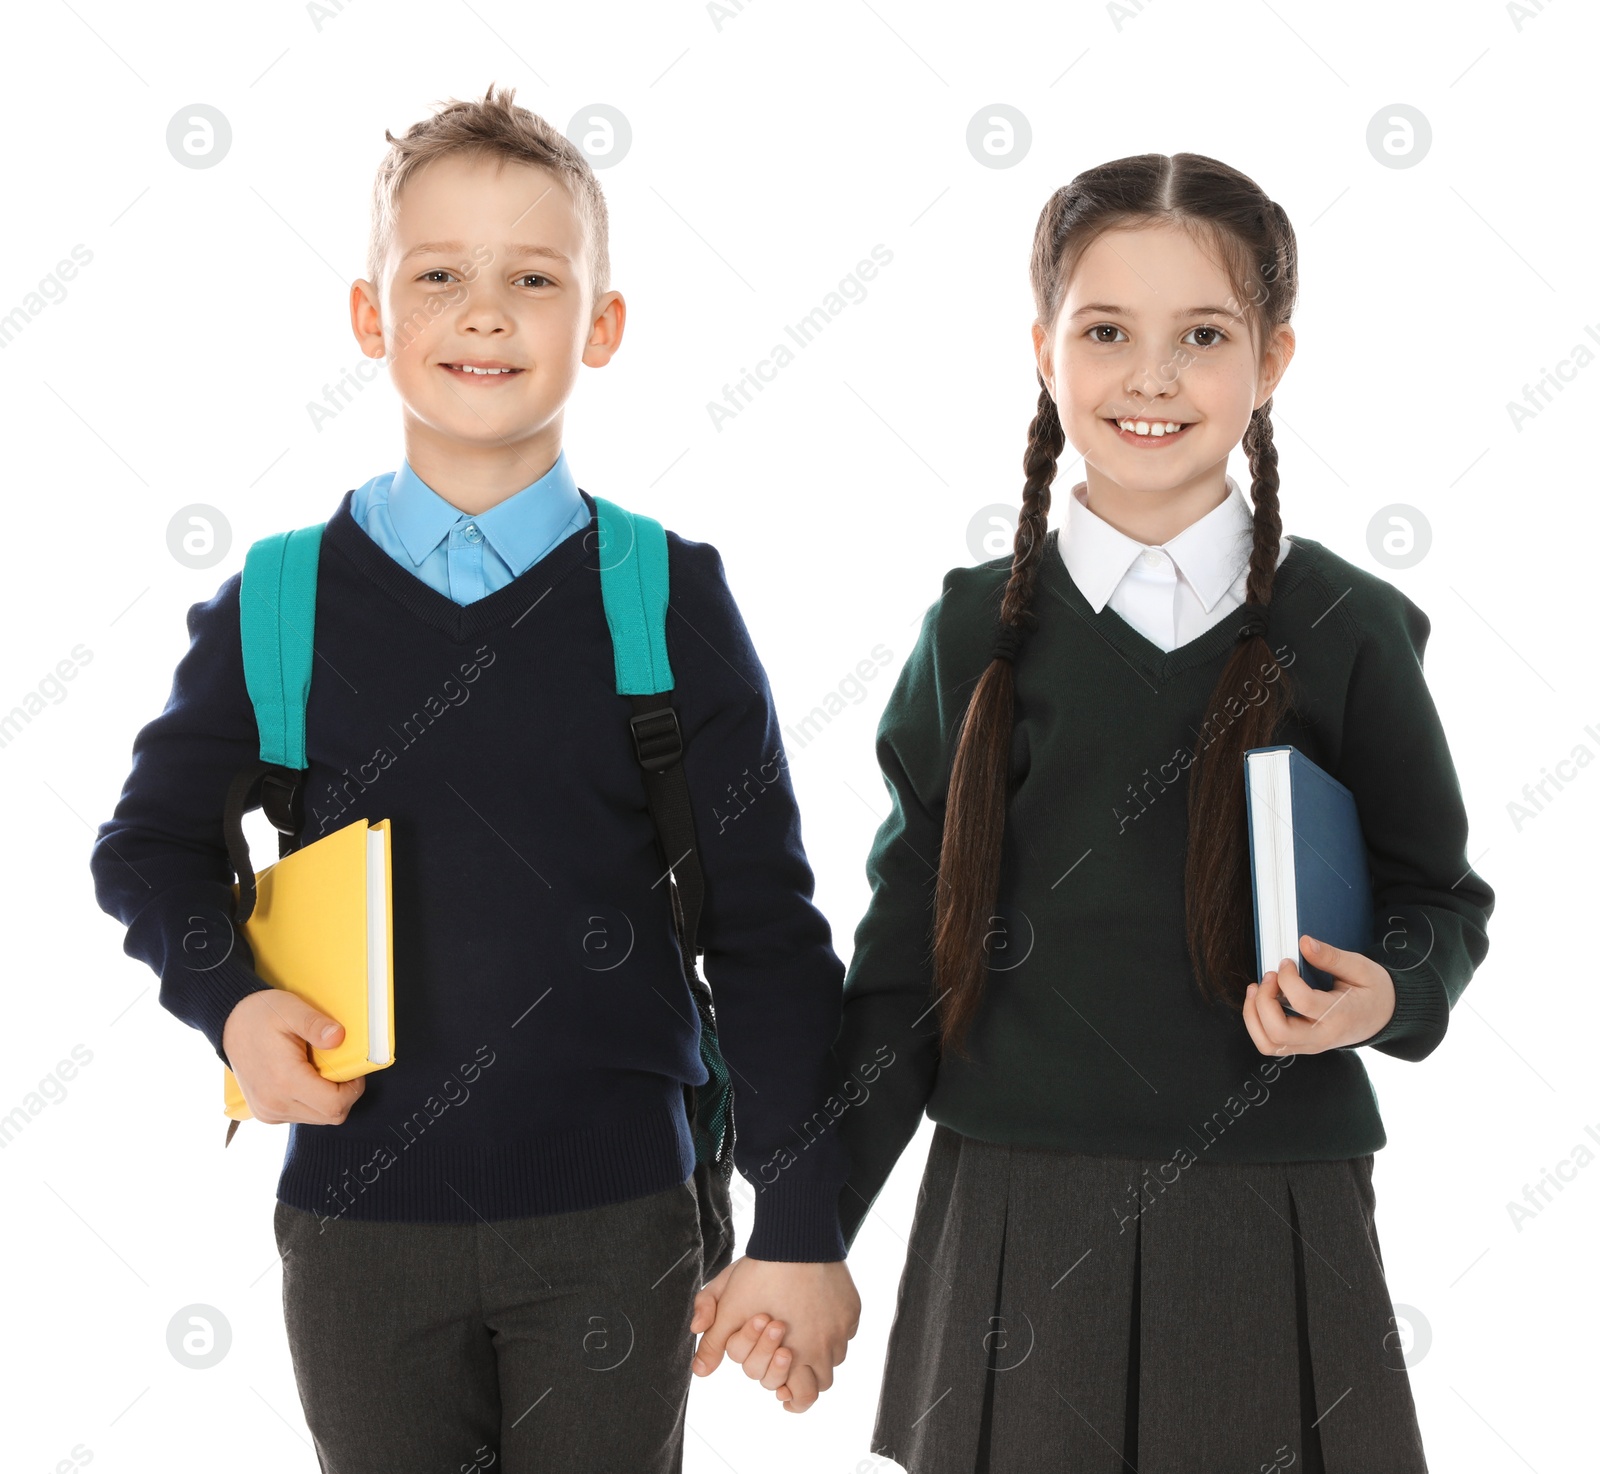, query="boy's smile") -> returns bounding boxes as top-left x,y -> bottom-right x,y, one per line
439,358 -> 524,378
350,154 -> 624,516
